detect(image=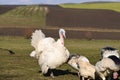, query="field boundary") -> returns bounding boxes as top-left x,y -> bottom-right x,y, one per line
0,28 -> 120,40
